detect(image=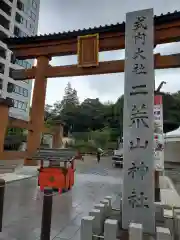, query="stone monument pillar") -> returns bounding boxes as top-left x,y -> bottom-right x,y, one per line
52,121 -> 64,148
122,8 -> 155,234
